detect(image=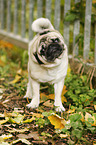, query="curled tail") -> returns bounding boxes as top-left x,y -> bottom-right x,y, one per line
32,18 -> 54,33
